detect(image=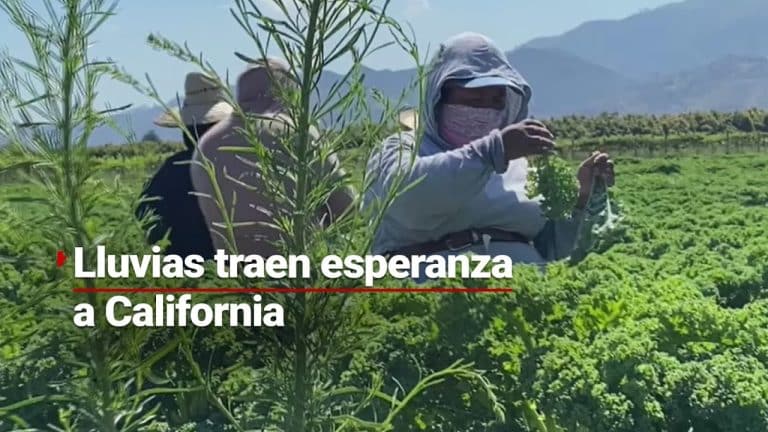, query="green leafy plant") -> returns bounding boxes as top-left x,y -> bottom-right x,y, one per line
526,154 -> 579,220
